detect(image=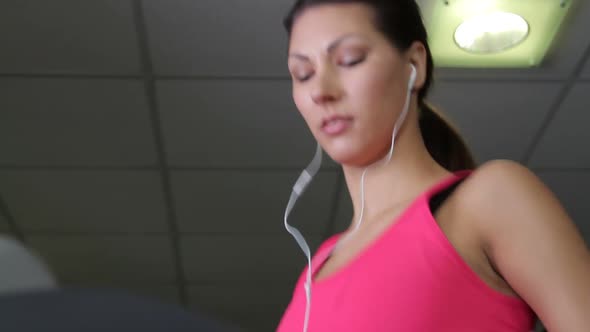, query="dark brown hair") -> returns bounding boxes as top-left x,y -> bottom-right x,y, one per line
283,0 -> 477,171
